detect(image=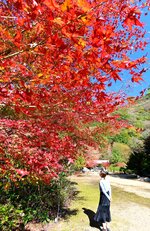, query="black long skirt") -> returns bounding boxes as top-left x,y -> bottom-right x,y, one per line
94,191 -> 111,223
